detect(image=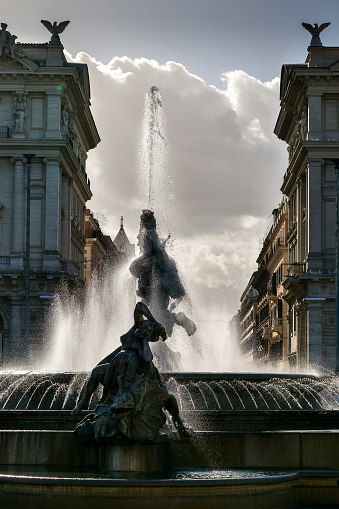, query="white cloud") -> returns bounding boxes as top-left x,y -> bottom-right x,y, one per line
68,51 -> 287,318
